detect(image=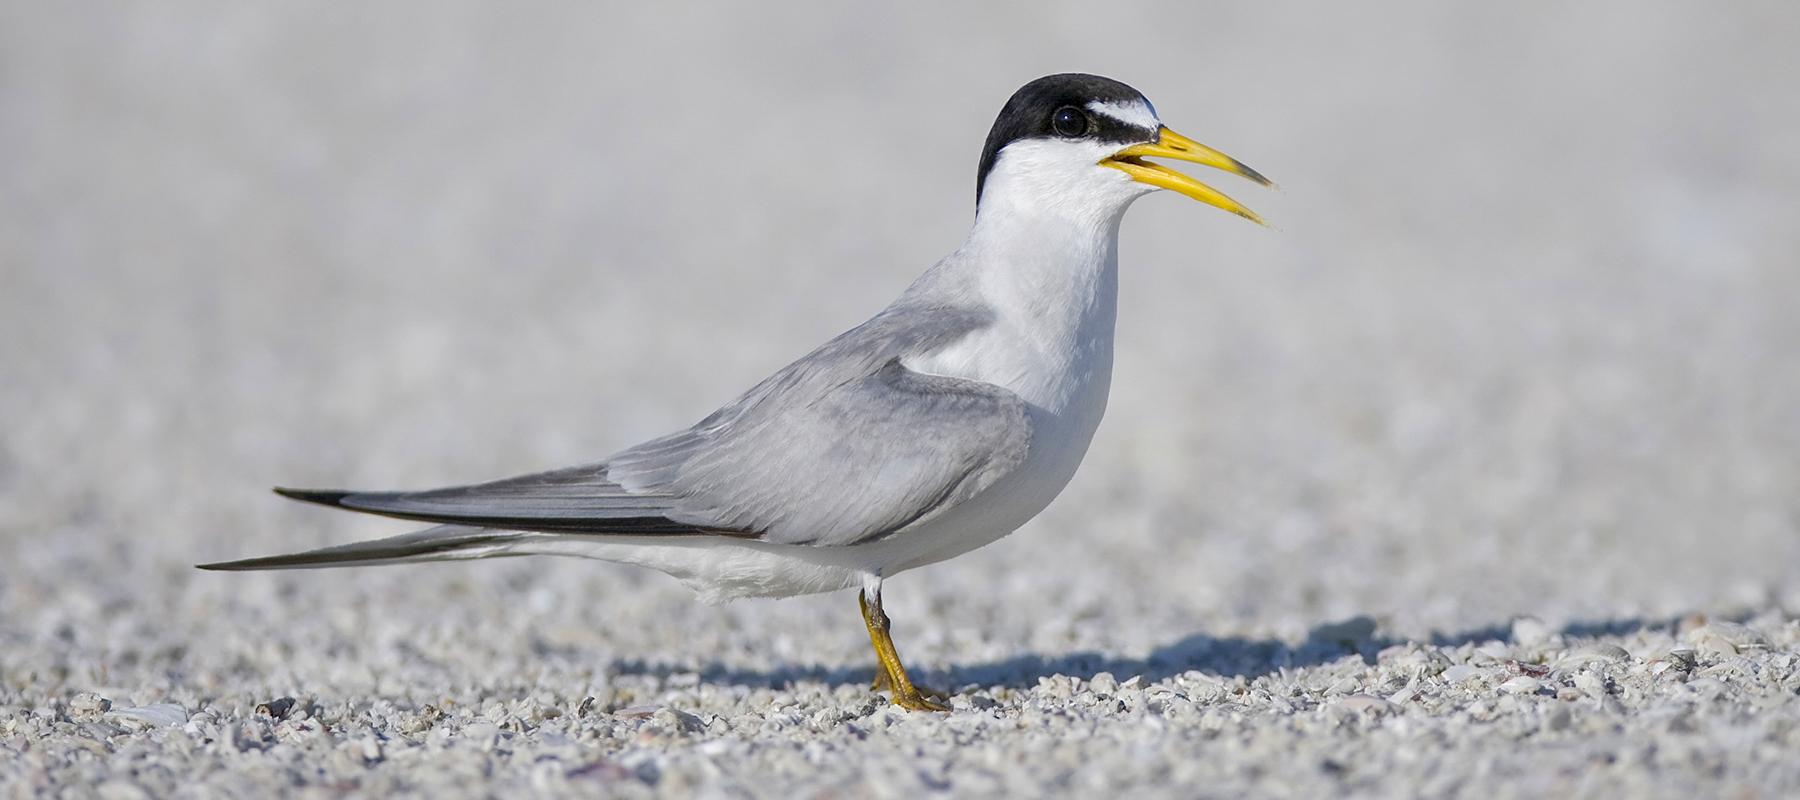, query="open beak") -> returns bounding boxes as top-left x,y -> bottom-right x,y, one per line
1101,126 -> 1273,225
